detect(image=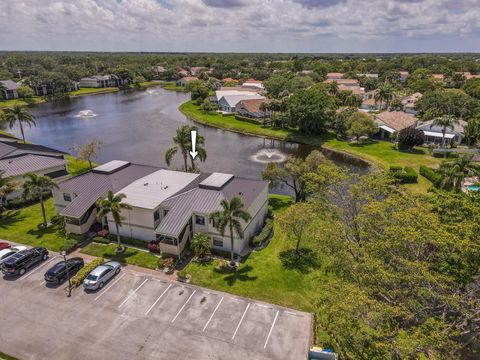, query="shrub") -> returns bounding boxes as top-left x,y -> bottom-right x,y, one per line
177,270 -> 188,279
234,115 -> 262,124
433,151 -> 460,158
97,229 -> 109,238
70,257 -> 104,288
60,238 -> 79,254
251,219 -> 274,247
389,165 -> 403,172
266,205 -> 274,219
390,166 -> 418,184
93,236 -> 110,244
398,127 -> 425,151
6,191 -> 51,209
157,257 -> 164,269
163,257 -> 175,269
420,166 -> 442,186
109,235 -> 148,249
148,242 -> 160,254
